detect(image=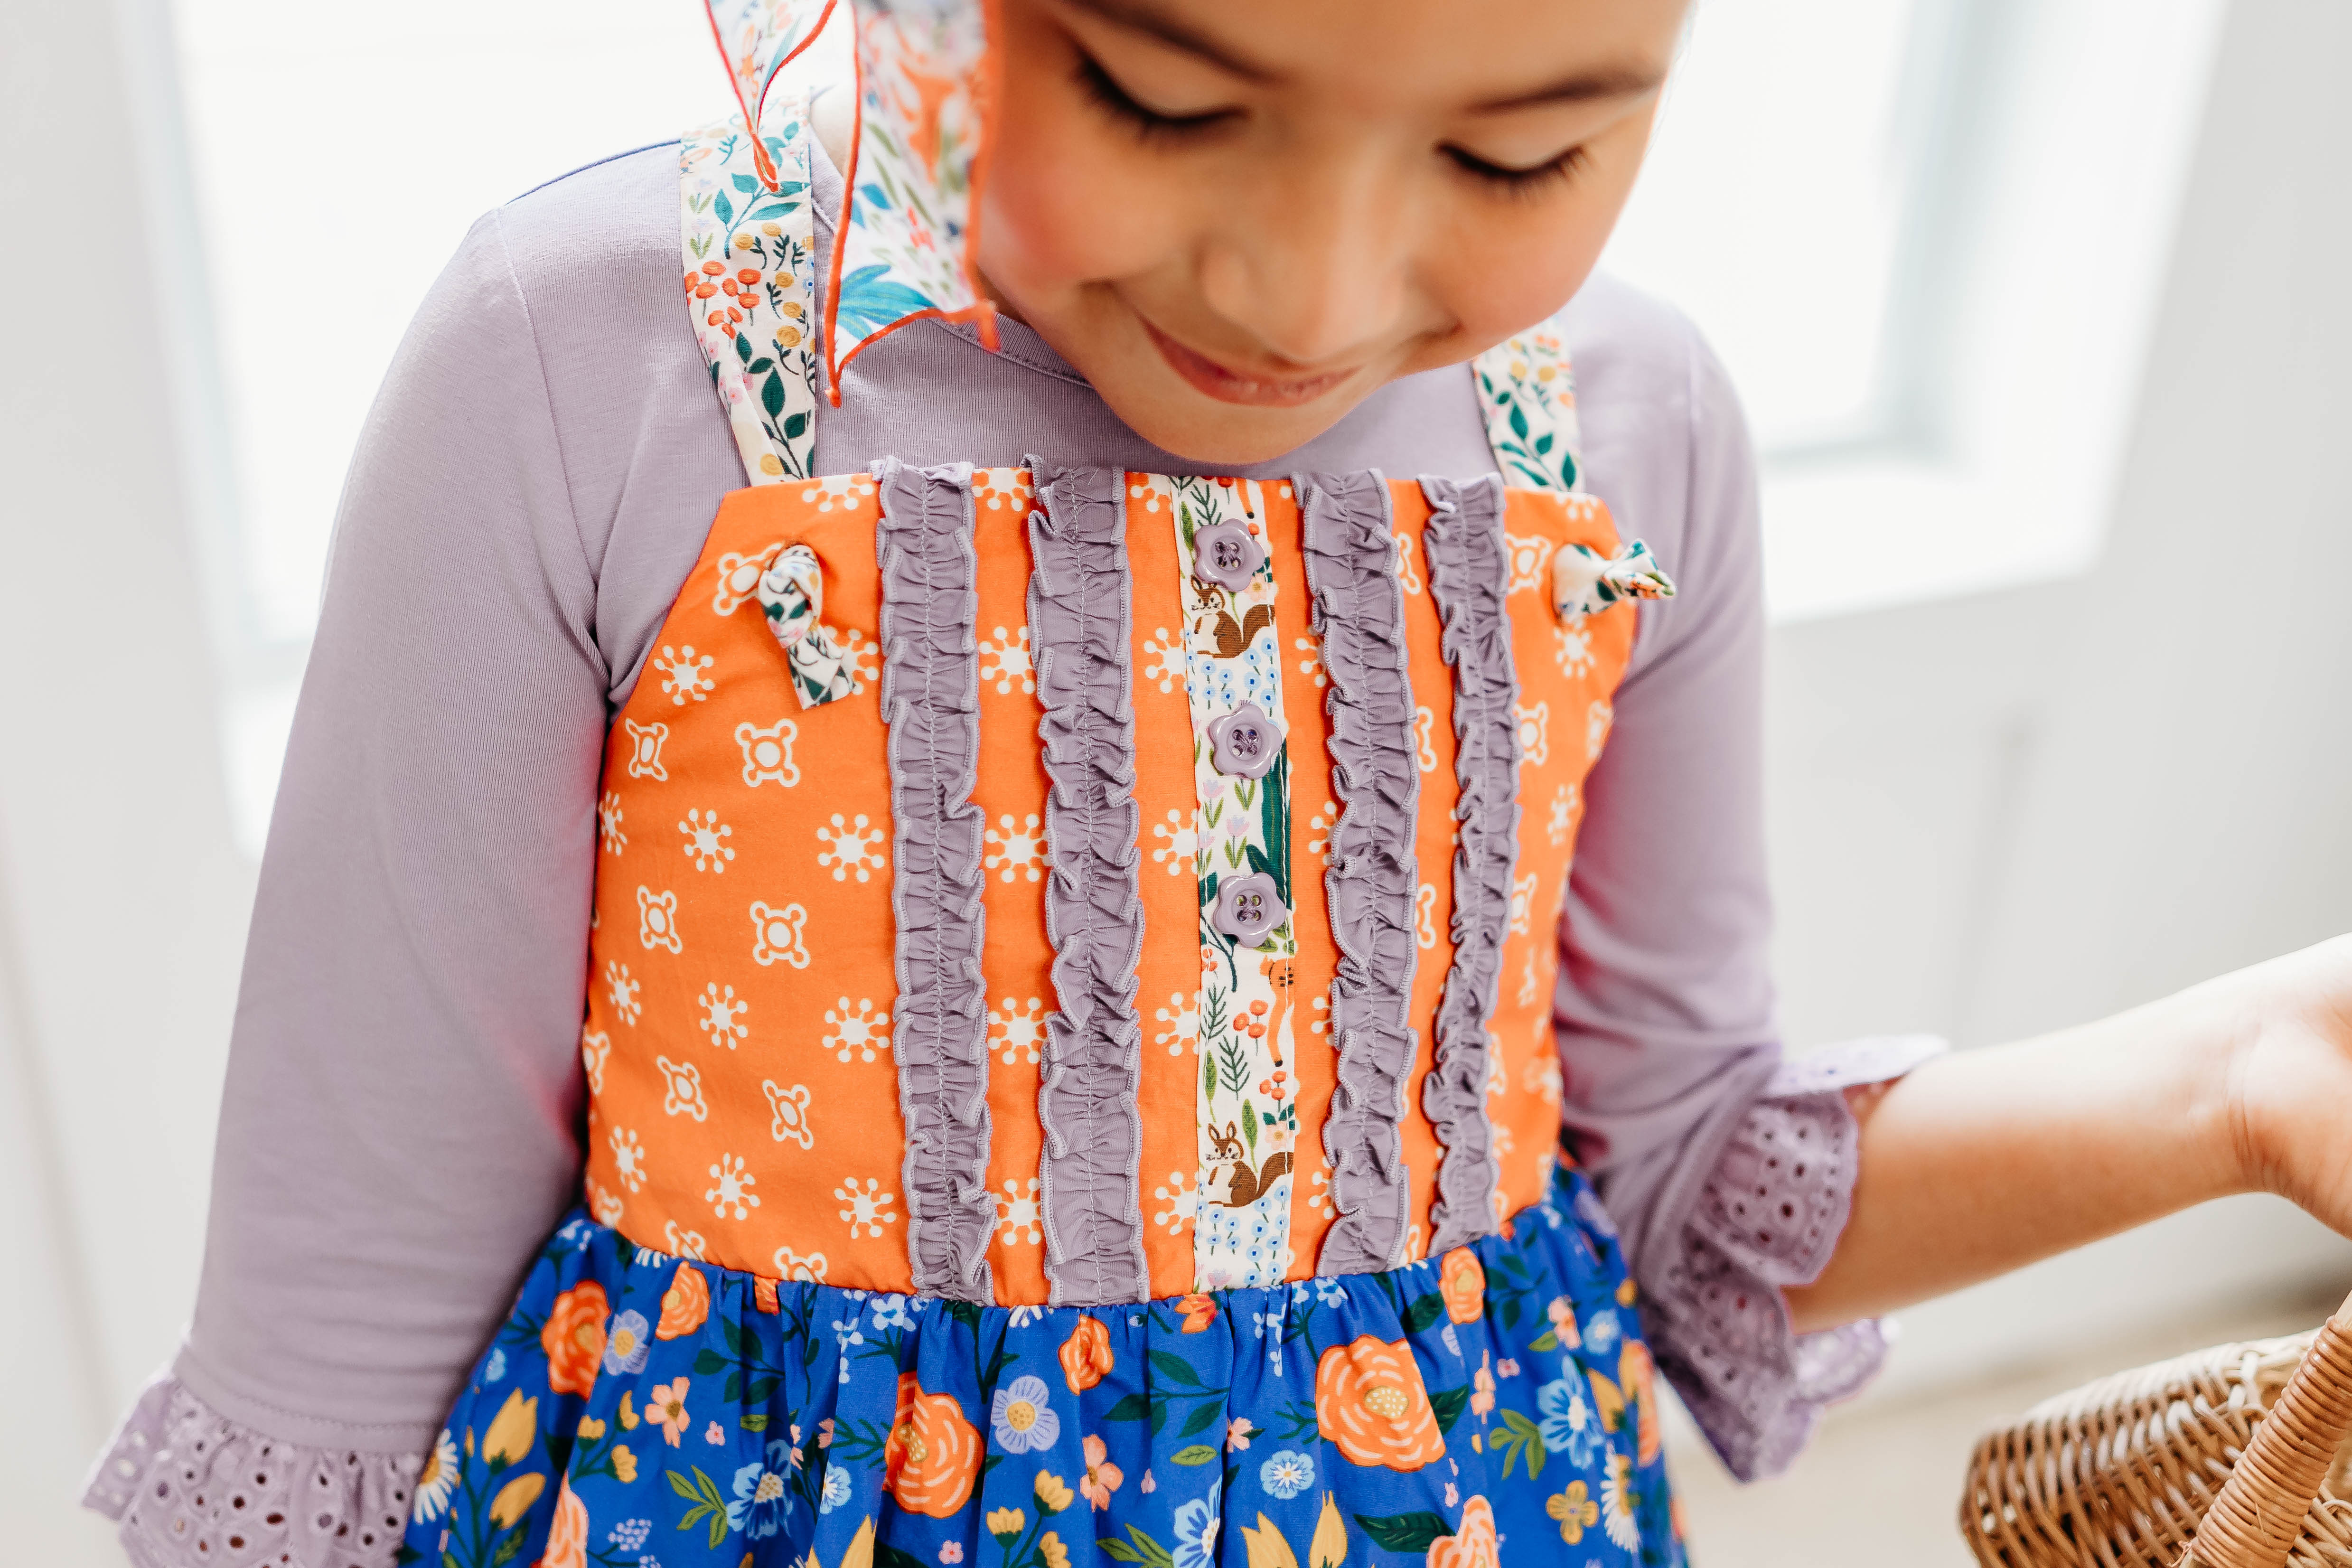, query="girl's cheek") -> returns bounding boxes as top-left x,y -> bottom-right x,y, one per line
982,111 -> 1197,299
1433,117 -> 1657,349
